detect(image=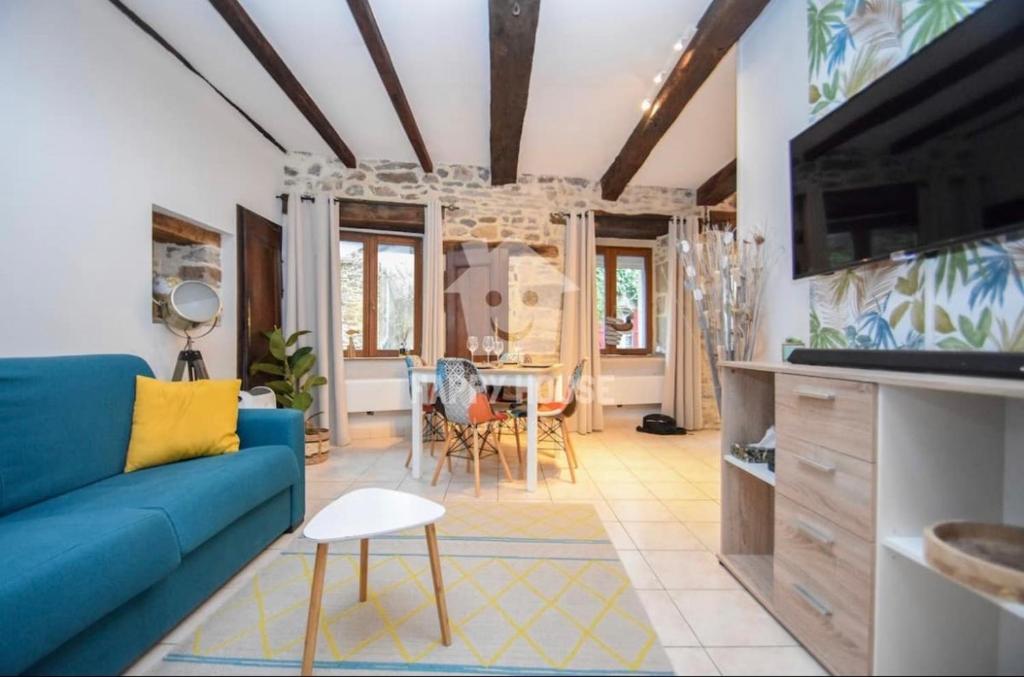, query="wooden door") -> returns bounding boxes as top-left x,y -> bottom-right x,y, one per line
237,205 -> 282,388
443,244 -> 509,361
